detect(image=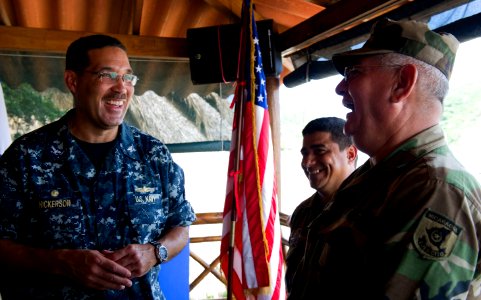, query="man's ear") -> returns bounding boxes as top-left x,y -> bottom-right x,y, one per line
346,145 -> 358,164
392,64 -> 417,103
64,70 -> 78,94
